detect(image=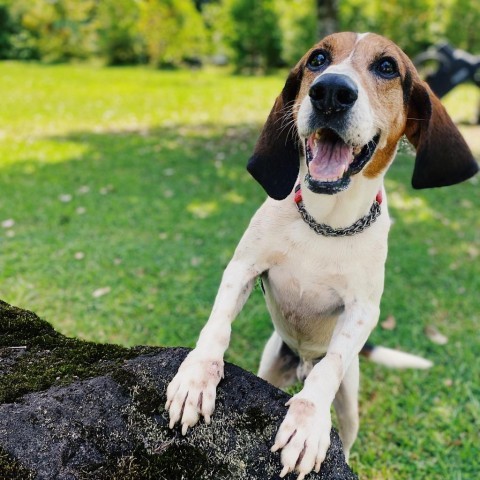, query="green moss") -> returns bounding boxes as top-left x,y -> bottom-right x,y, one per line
0,300 -> 151,403
0,447 -> 35,479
